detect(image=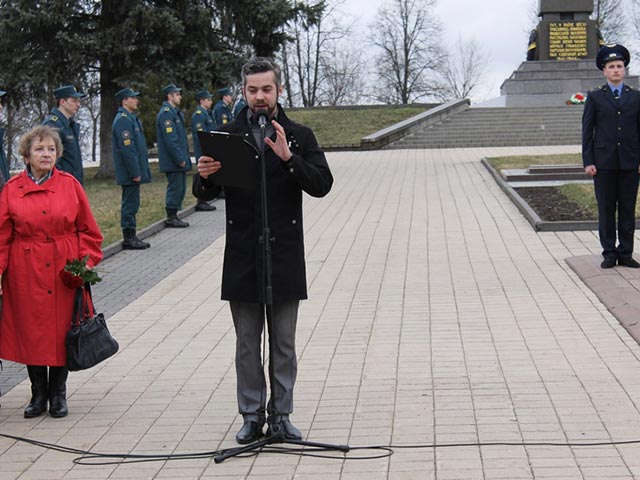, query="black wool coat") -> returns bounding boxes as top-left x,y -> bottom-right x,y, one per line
193,106 -> 333,303
582,84 -> 640,171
